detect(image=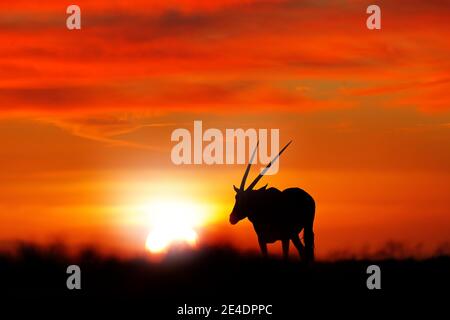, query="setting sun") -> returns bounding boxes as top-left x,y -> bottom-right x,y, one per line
143,200 -> 207,253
